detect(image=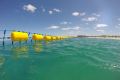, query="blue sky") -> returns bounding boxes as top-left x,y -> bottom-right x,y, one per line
0,0 -> 120,36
